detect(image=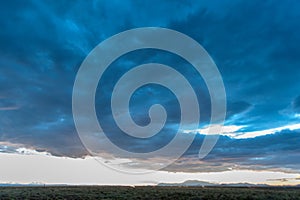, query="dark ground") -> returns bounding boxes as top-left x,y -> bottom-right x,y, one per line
0,186 -> 300,200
